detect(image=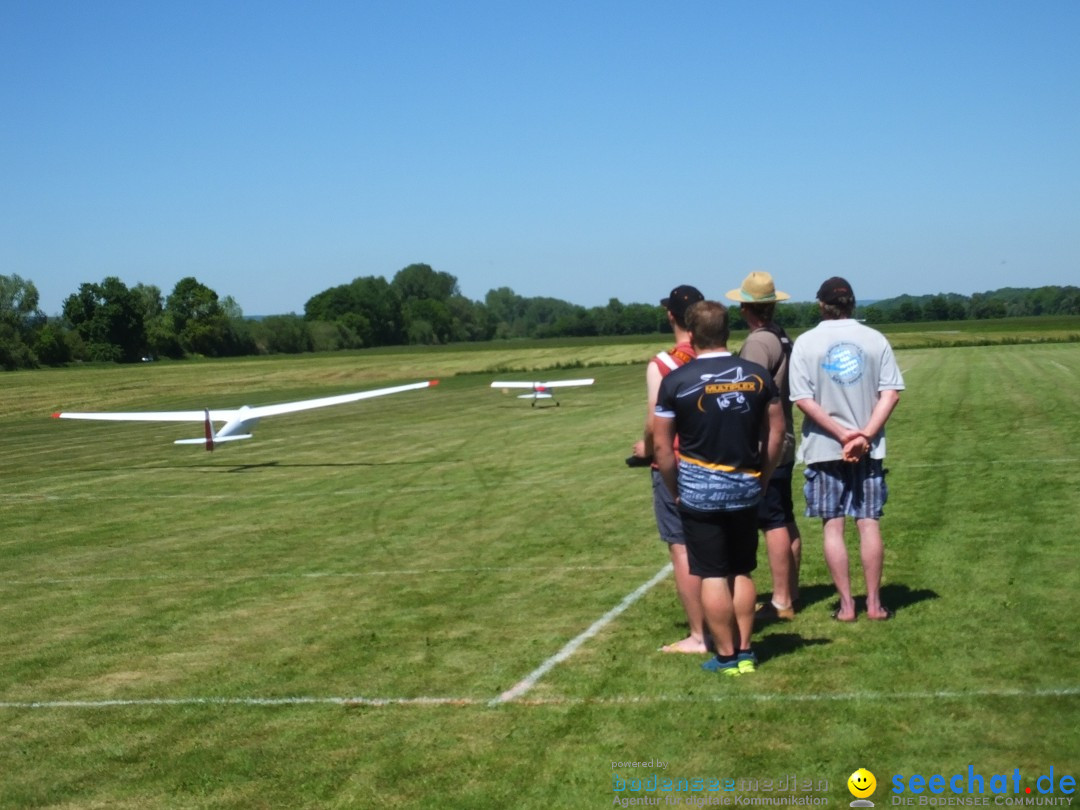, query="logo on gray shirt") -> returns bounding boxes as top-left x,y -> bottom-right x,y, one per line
822,343 -> 865,386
